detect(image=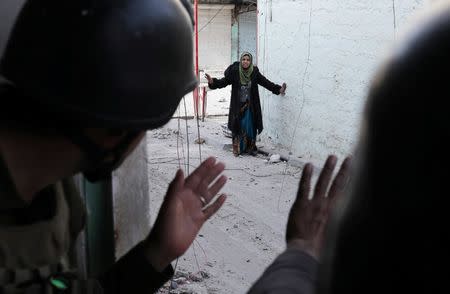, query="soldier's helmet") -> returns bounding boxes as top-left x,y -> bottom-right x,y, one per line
0,0 -> 197,130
